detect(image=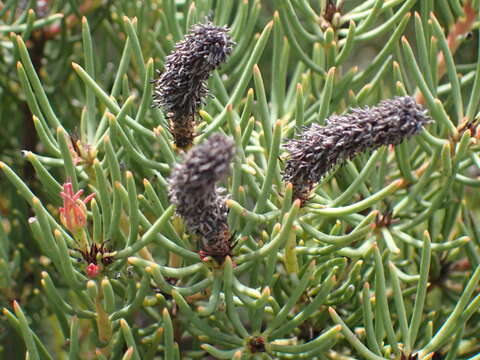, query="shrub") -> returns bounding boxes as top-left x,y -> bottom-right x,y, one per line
1,1 -> 480,359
